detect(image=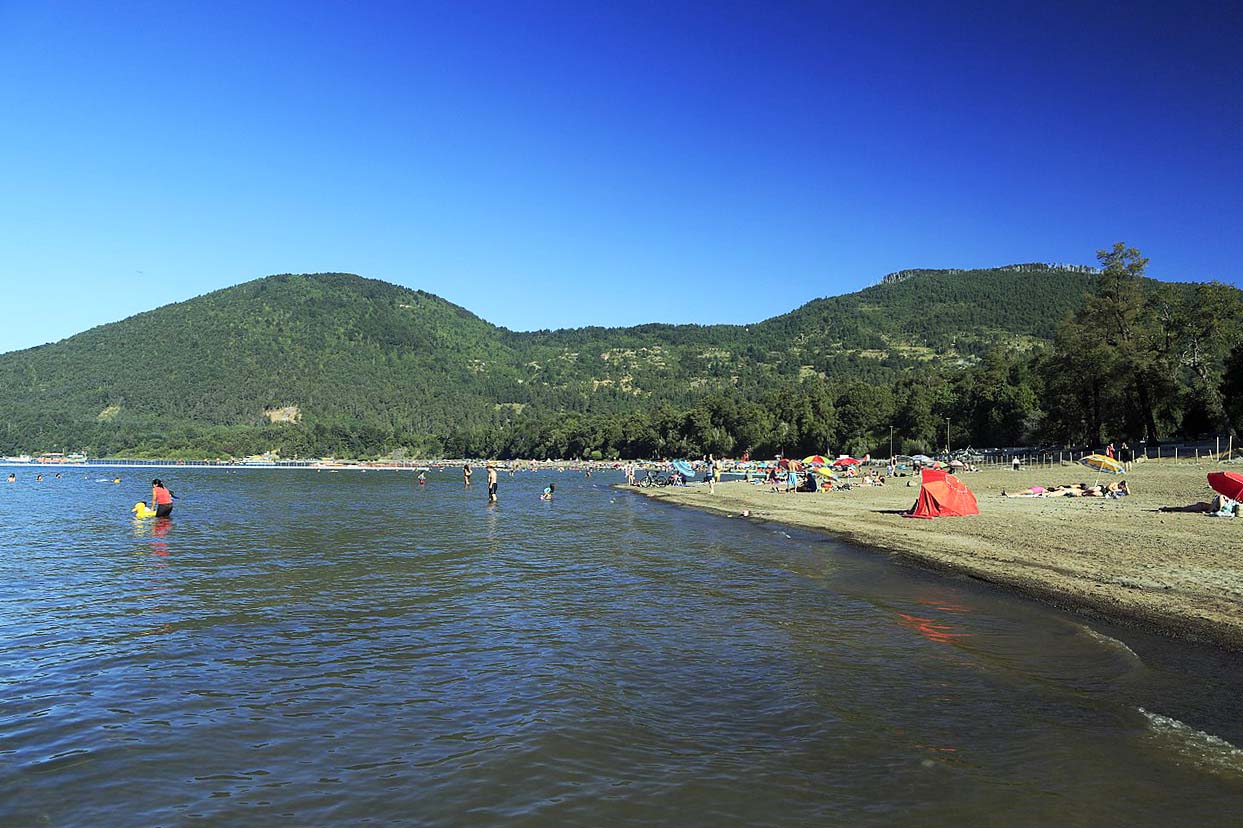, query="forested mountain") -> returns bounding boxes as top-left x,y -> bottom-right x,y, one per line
0,259 -> 1237,459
